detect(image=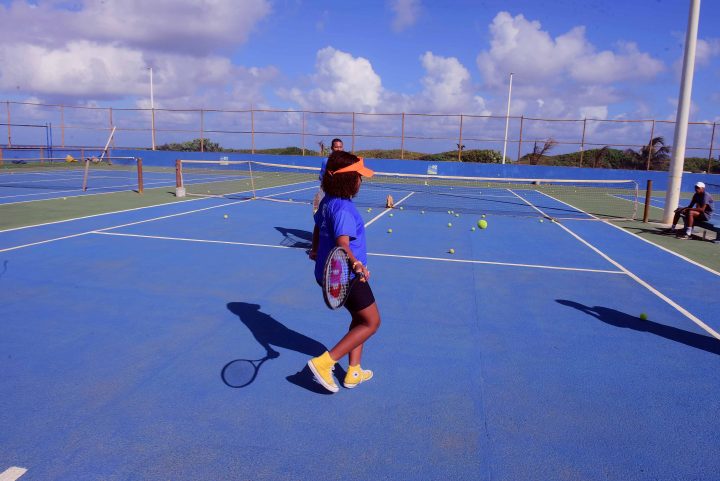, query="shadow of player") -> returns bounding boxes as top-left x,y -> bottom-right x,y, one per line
225,302 -> 346,392
556,299 -> 720,356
